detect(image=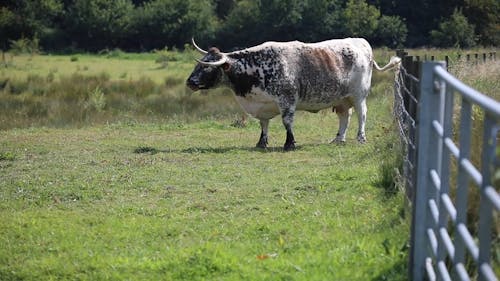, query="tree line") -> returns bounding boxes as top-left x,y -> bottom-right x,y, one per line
0,0 -> 498,53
